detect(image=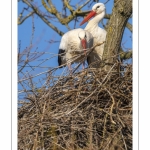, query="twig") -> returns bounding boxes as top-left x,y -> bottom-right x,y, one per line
78,0 -> 91,9
120,130 -> 128,150
103,127 -> 122,150
126,22 -> 132,32
18,11 -> 34,25
104,0 -> 110,4
105,88 -> 116,124
64,88 -> 98,116
22,0 -> 64,36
